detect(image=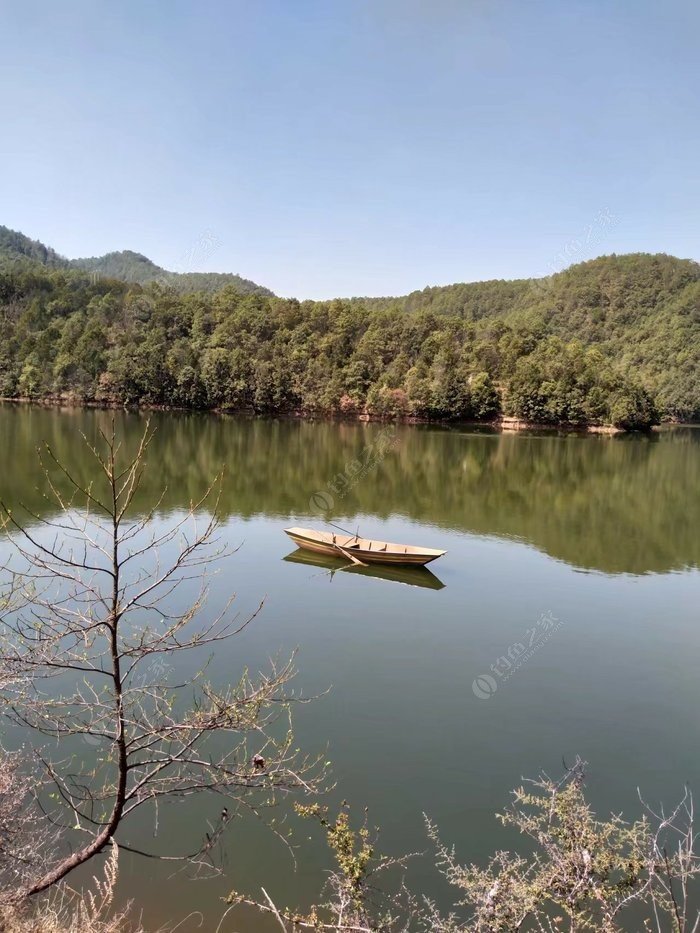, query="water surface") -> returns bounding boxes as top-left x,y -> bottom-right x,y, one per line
1,406 -> 698,930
